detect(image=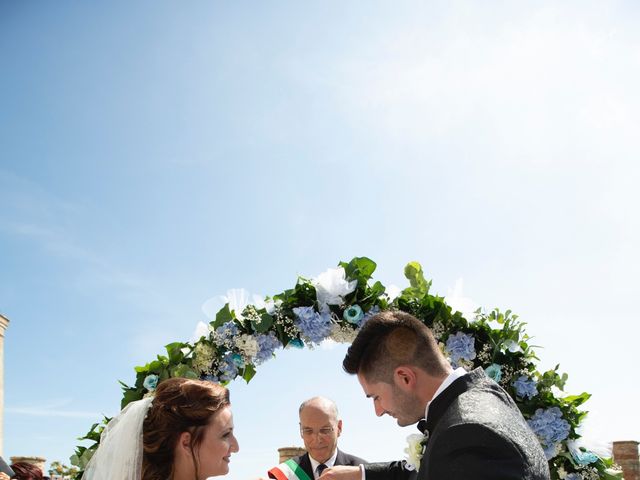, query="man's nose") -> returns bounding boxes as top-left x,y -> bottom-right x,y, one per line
374,402 -> 385,417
